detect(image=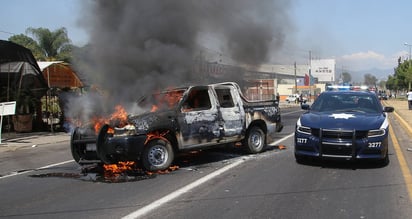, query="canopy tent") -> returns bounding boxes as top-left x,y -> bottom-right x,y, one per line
38,61 -> 84,88
0,40 -> 48,100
